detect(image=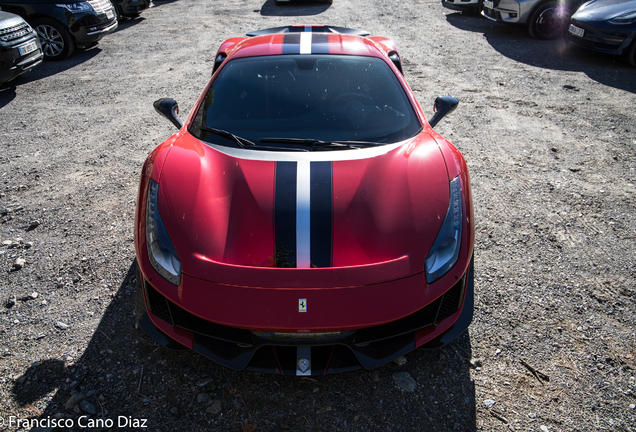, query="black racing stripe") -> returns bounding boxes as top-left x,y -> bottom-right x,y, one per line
311,33 -> 330,54
275,161 -> 297,267
310,161 -> 332,268
282,33 -> 301,55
